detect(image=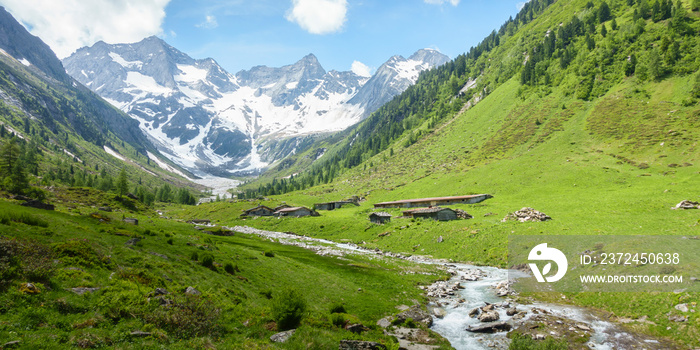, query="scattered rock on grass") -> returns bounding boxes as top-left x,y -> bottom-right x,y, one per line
185,286 -> 201,295
671,200 -> 699,210
674,303 -> 689,312
270,329 -> 295,343
668,314 -> 688,322
71,287 -> 100,295
502,207 -> 551,222
395,305 -> 433,327
377,317 -> 392,328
